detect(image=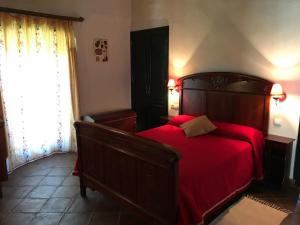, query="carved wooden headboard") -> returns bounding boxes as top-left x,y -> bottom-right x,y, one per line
178,72 -> 273,134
